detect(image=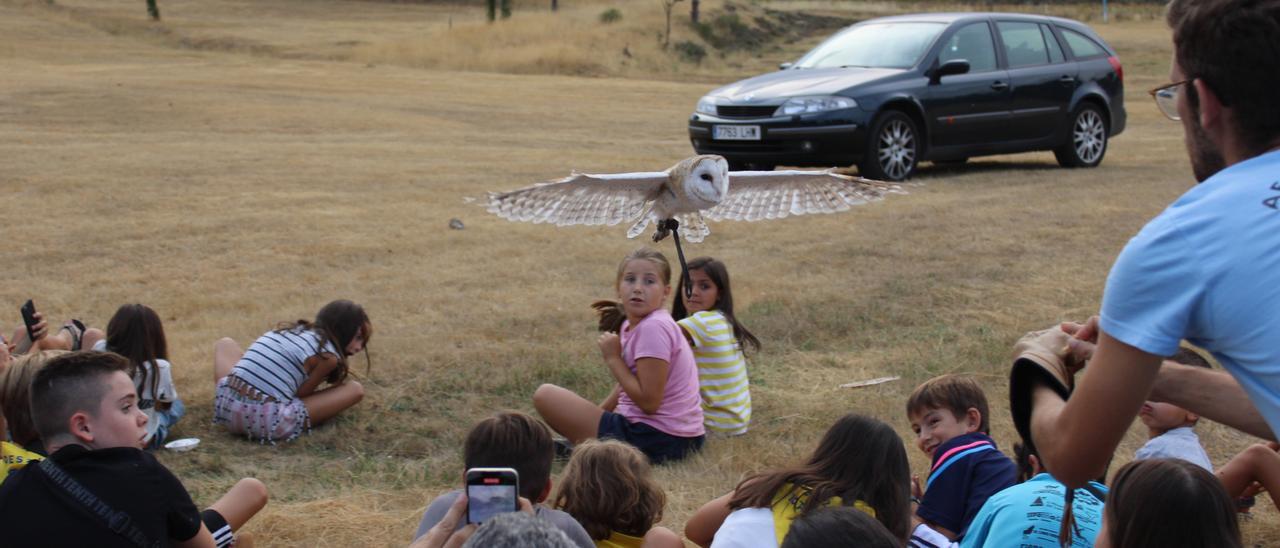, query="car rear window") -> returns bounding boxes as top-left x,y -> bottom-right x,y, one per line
1059,28 -> 1107,59
795,22 -> 946,69
997,21 -> 1049,68
1041,24 -> 1065,63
